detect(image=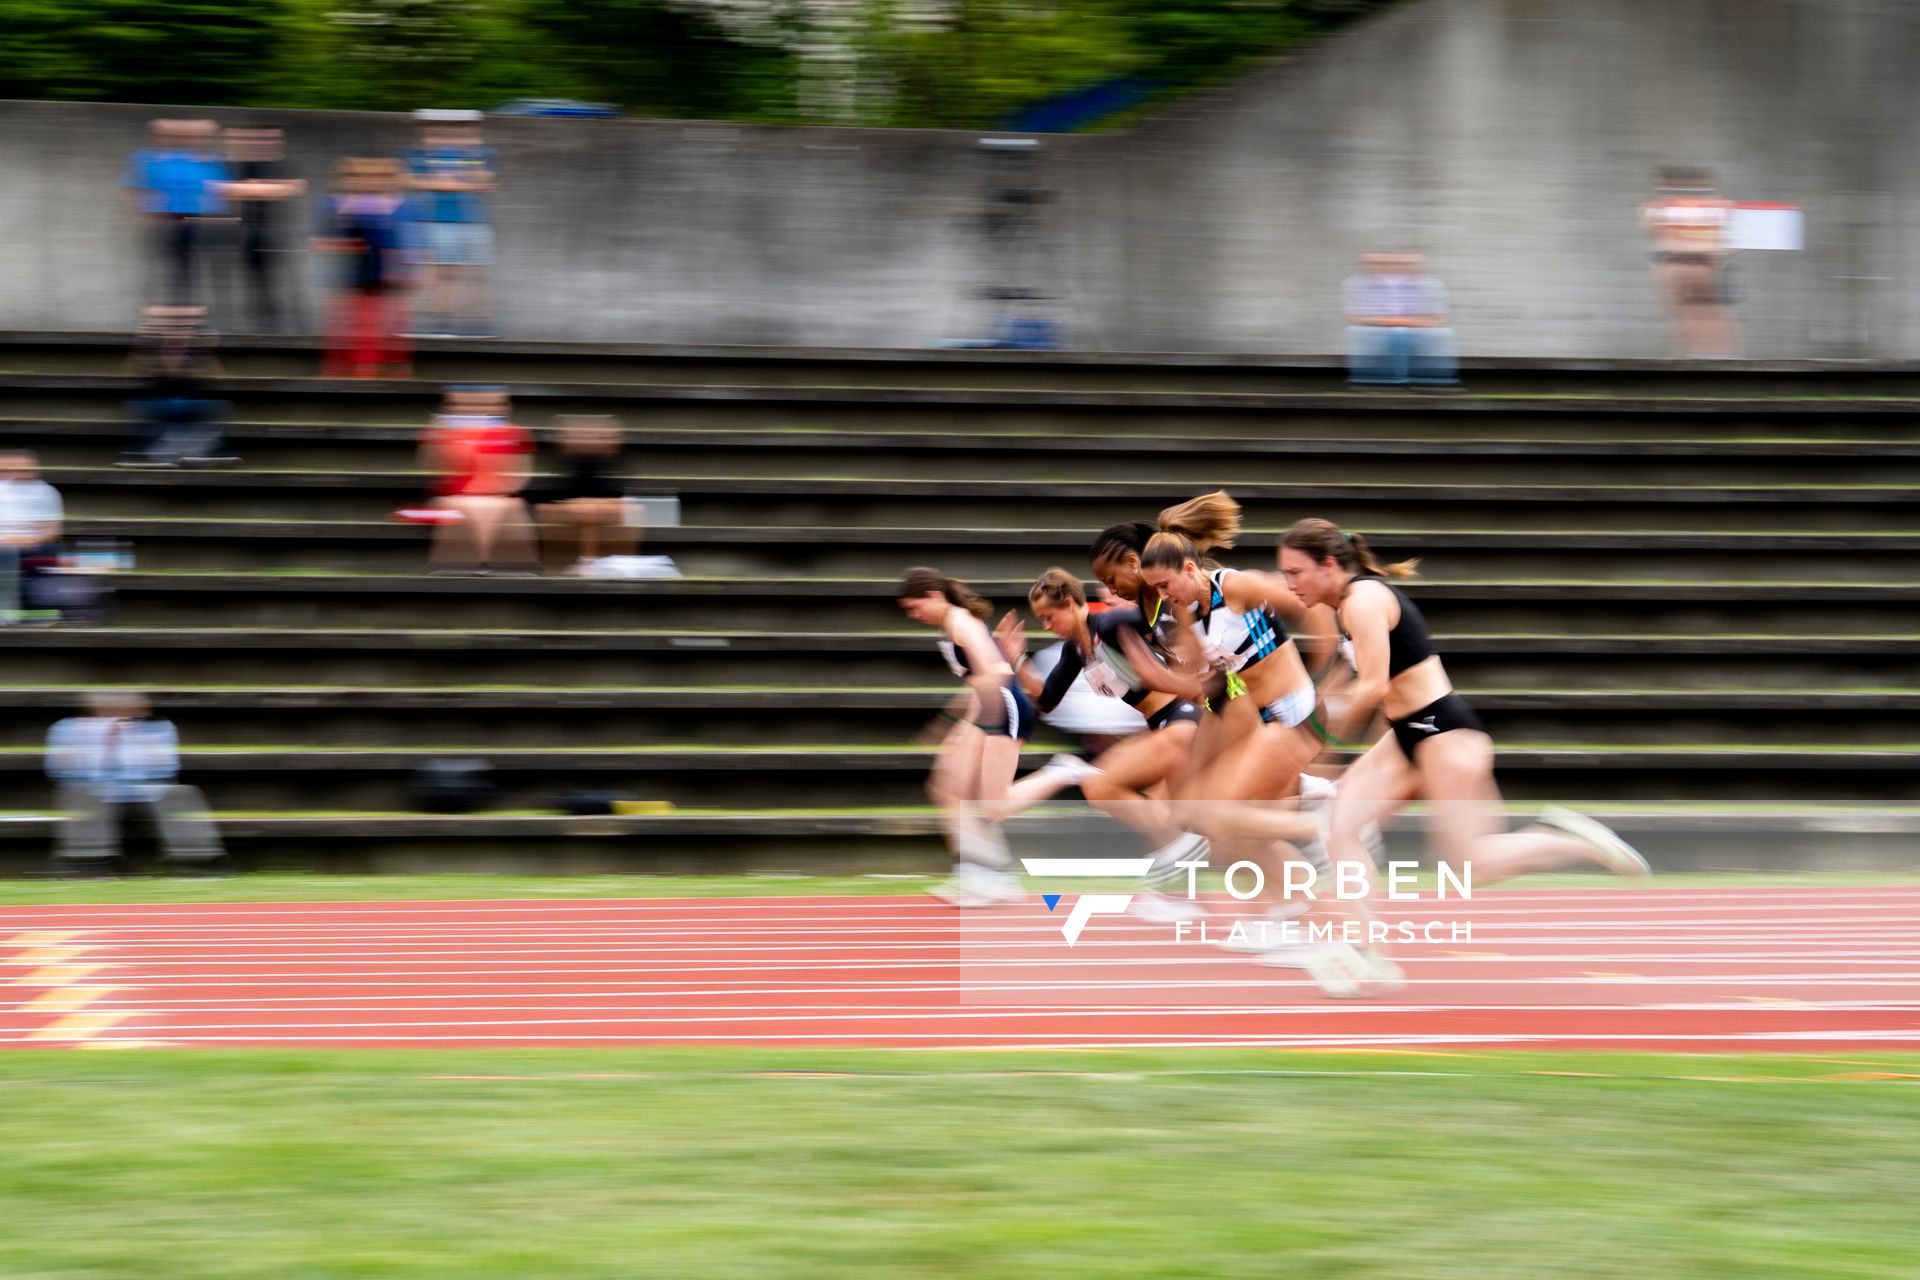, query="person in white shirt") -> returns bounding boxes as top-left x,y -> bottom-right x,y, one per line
1342,252 -> 1459,387
45,692 -> 225,873
0,451 -> 63,623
